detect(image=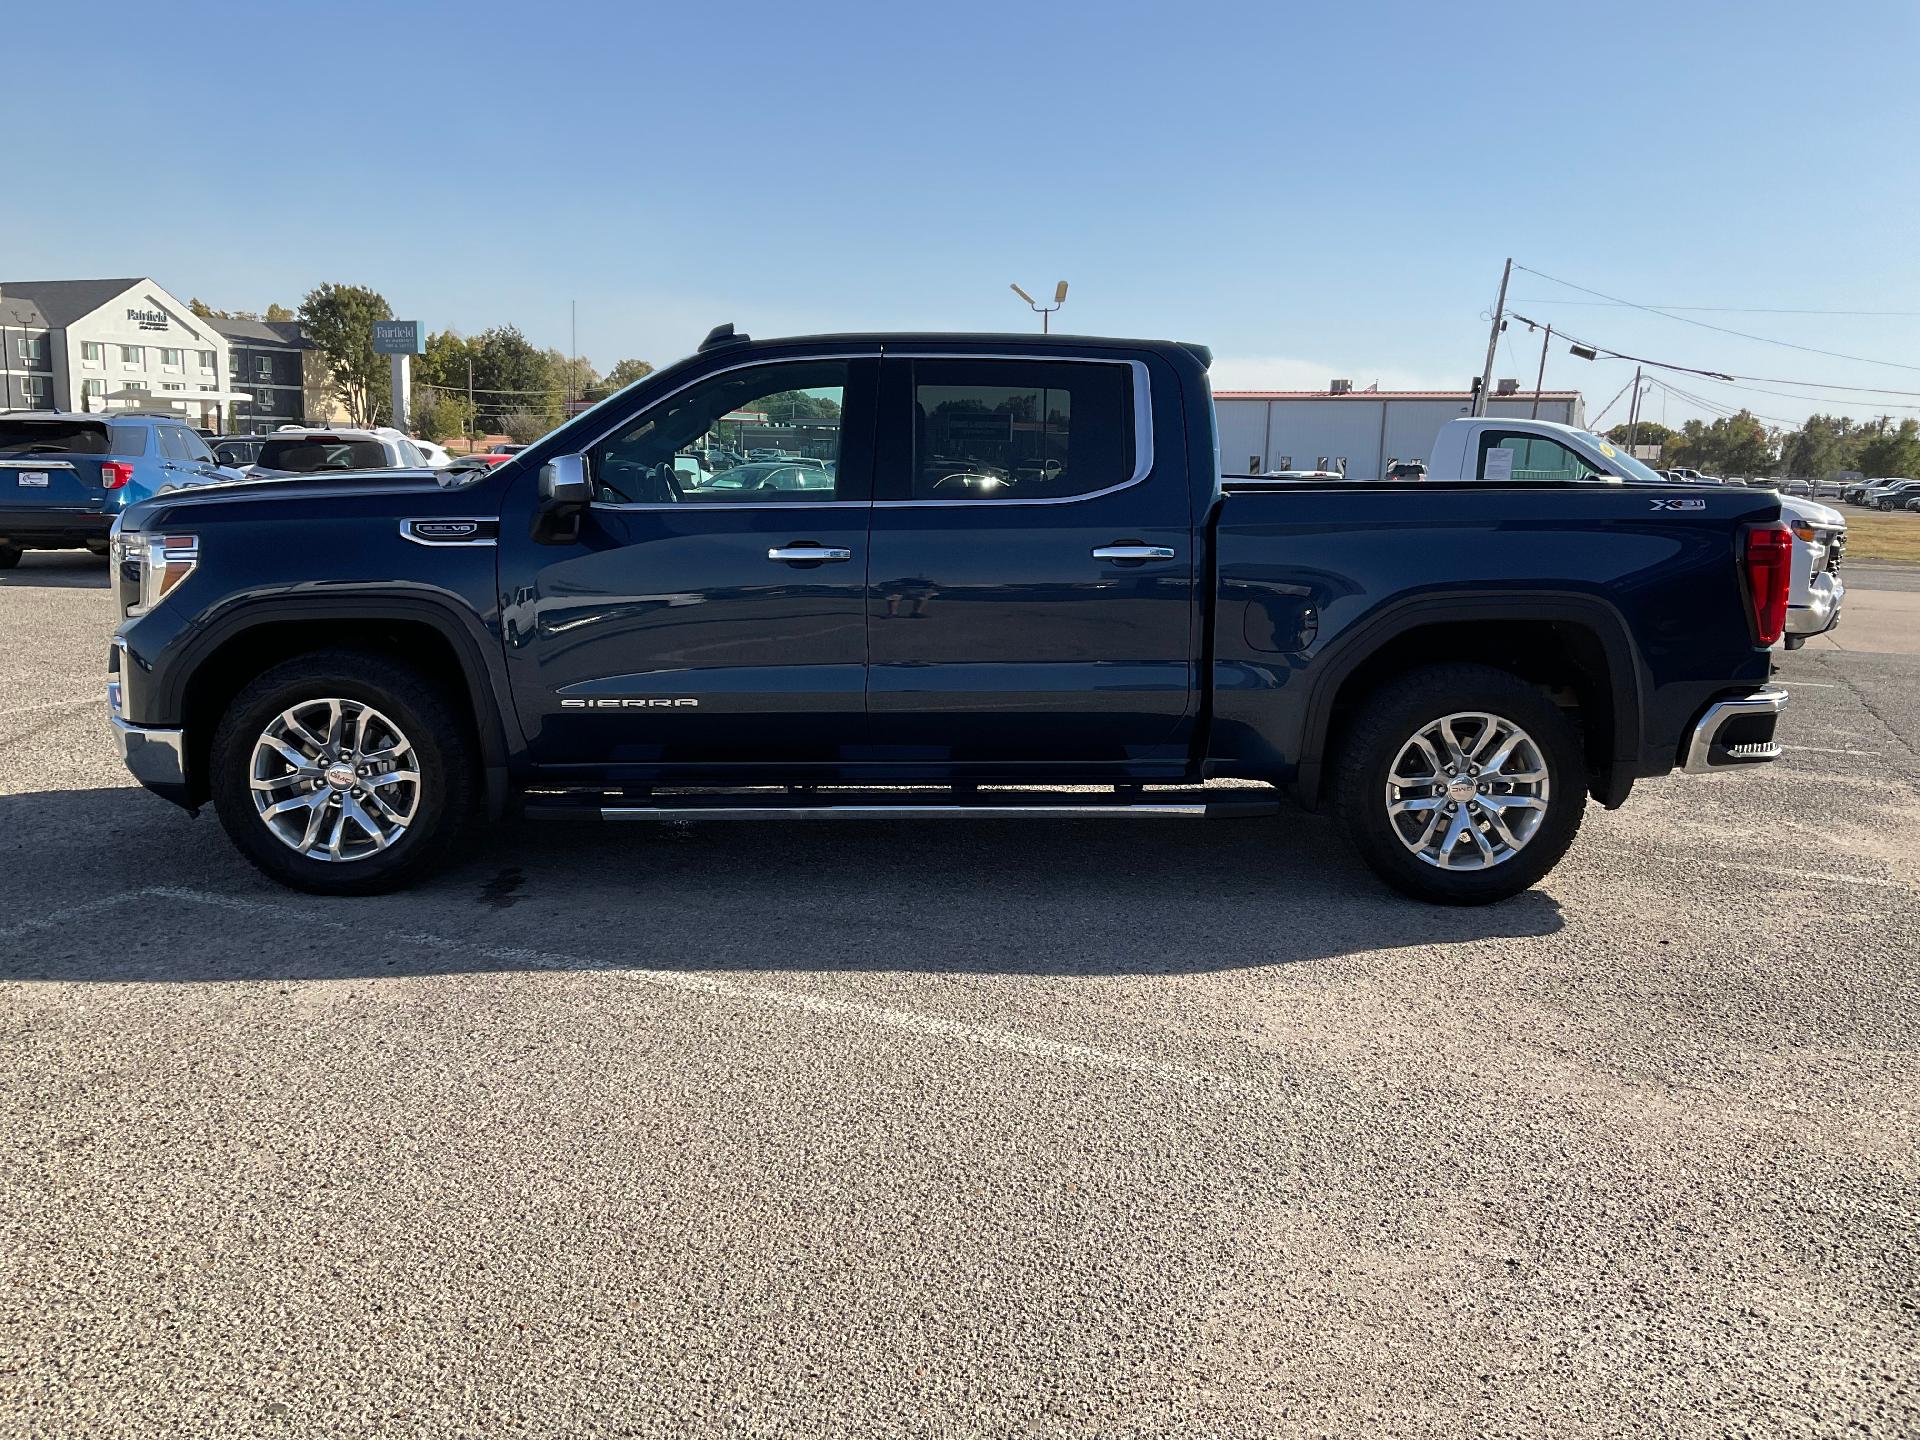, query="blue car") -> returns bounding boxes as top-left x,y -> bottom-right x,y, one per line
0,410 -> 243,567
